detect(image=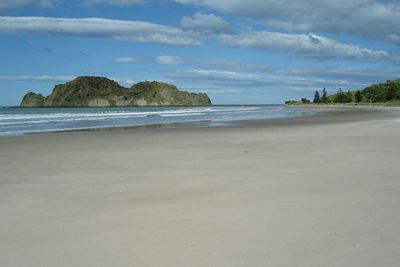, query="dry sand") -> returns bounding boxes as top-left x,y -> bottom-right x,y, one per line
1,106 -> 400,266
